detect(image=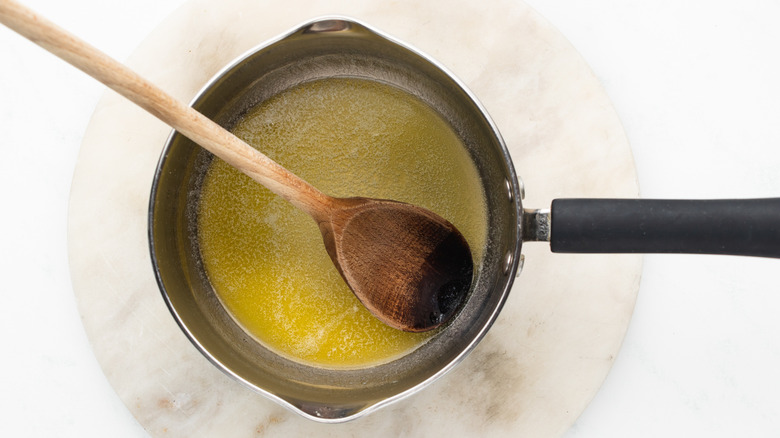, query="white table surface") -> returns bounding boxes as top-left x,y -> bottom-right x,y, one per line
1,0 -> 778,437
